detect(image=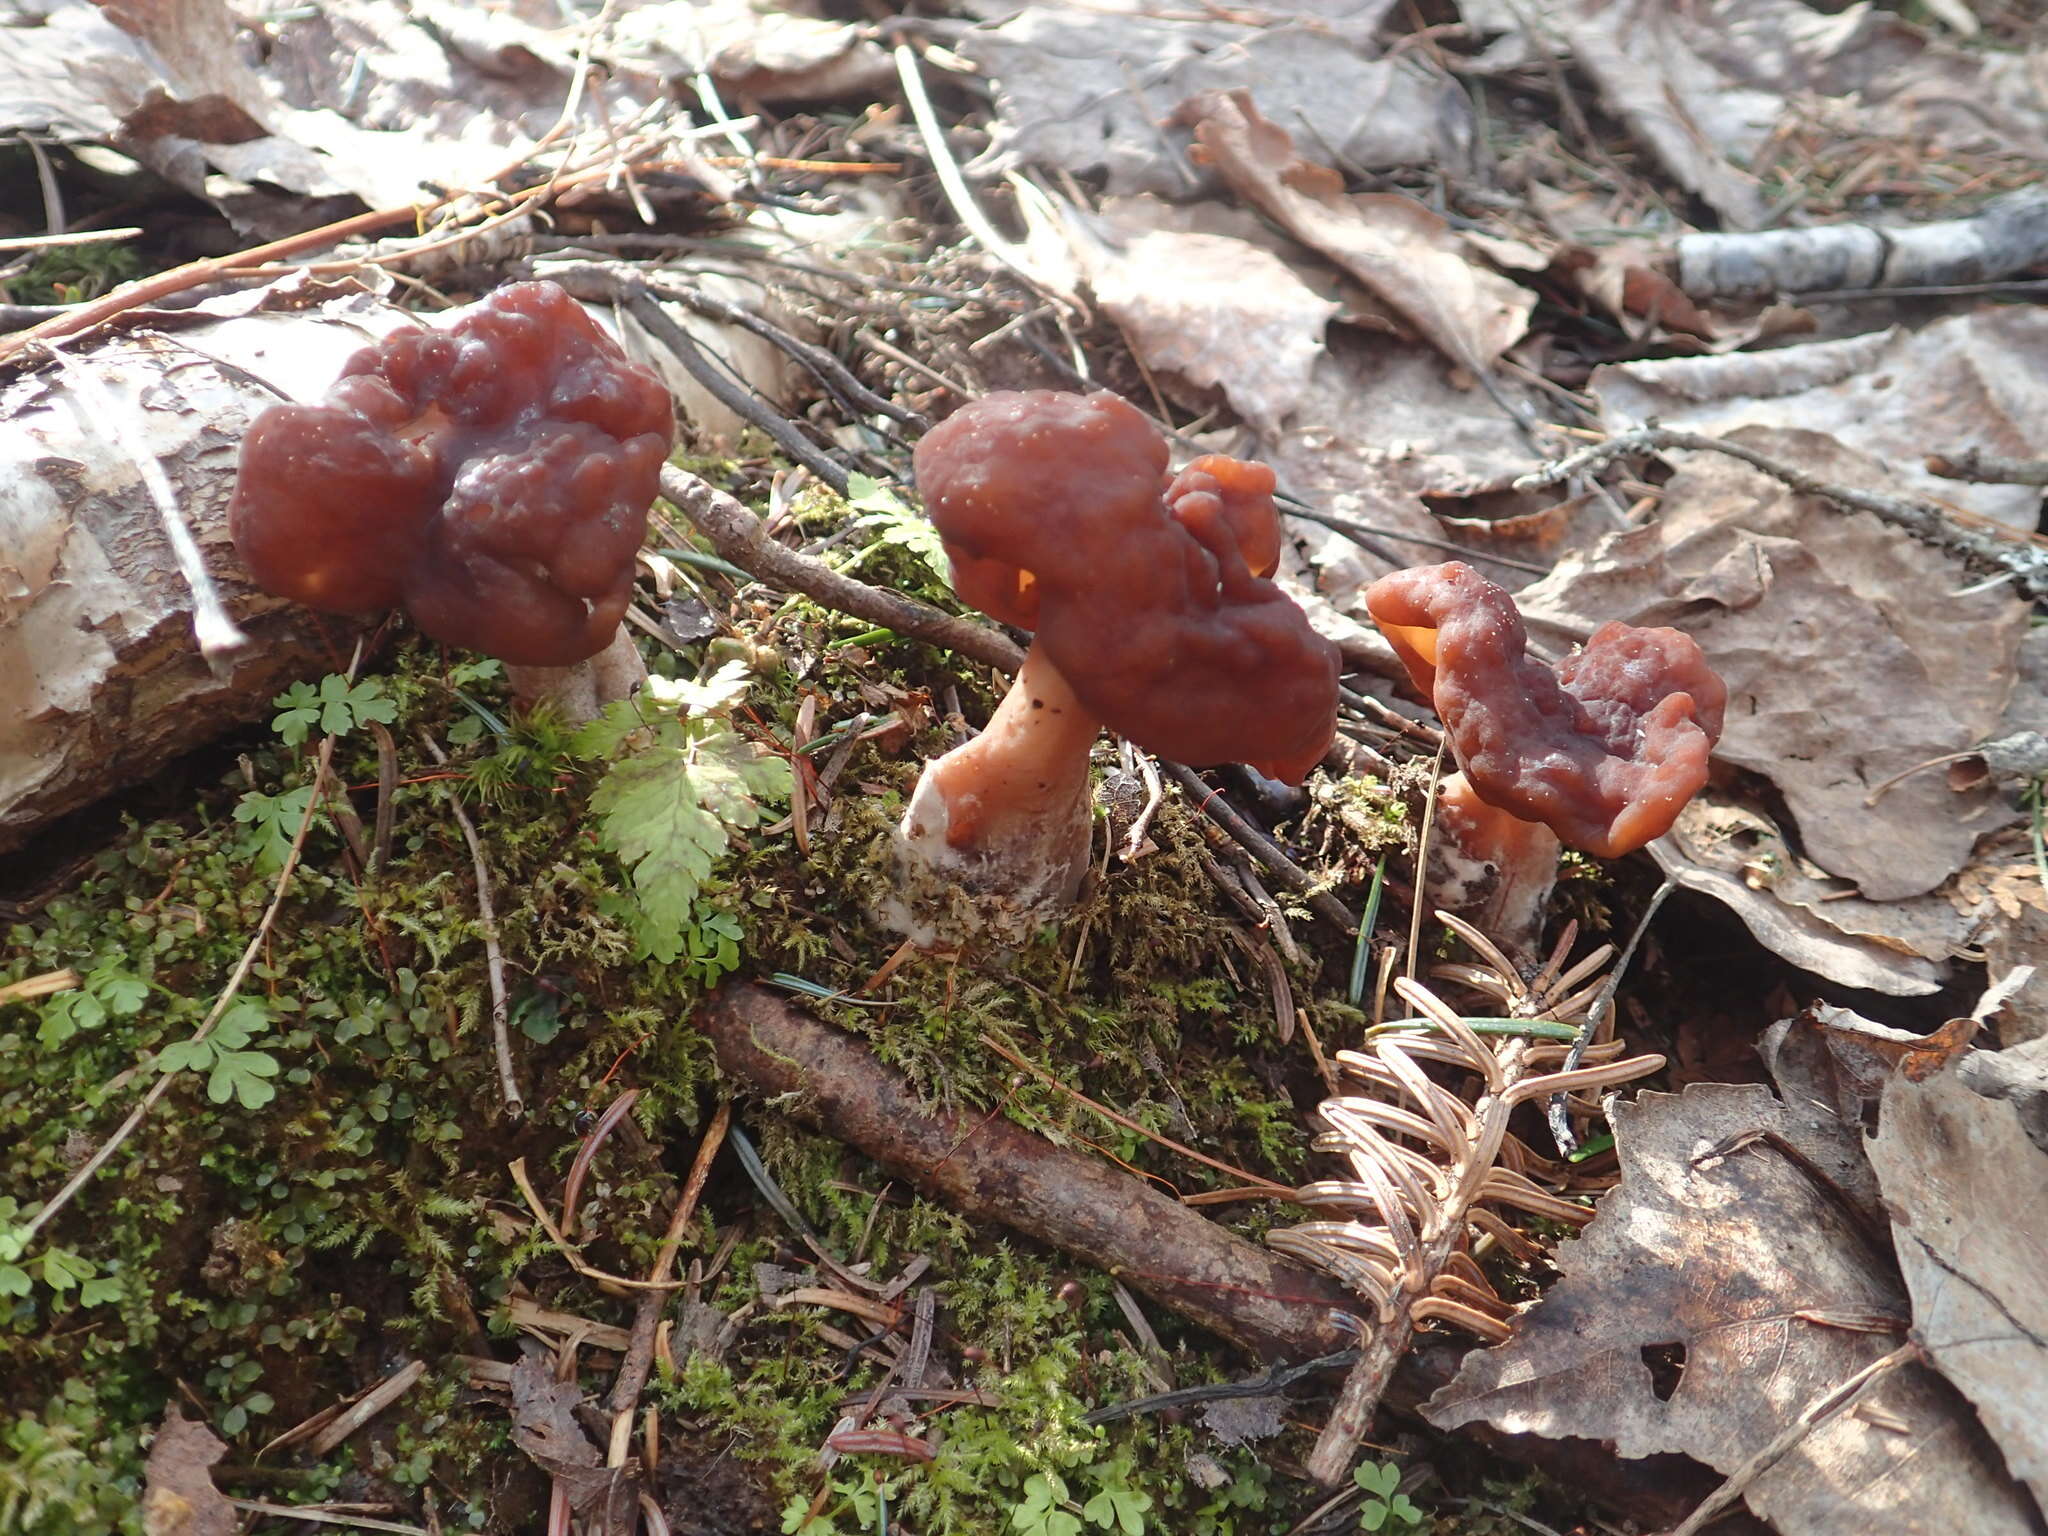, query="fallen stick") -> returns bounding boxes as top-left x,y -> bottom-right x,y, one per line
657,465 -> 1024,675
699,981 -> 1351,1361
700,982 -> 1734,1529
